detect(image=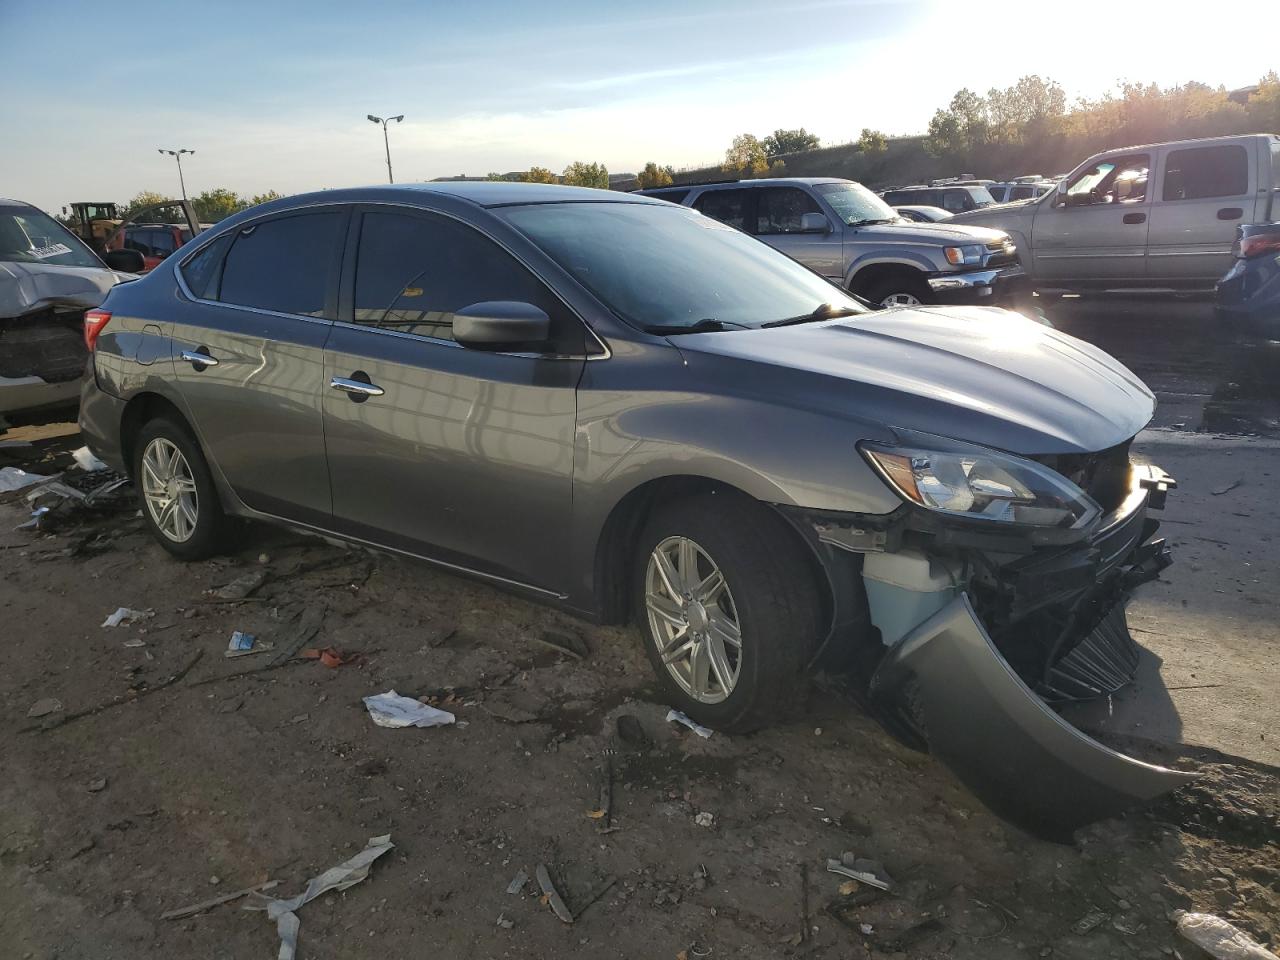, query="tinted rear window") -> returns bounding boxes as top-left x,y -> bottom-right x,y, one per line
1162,144 -> 1249,201
692,189 -> 750,230
216,212 -> 345,318
644,189 -> 690,205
